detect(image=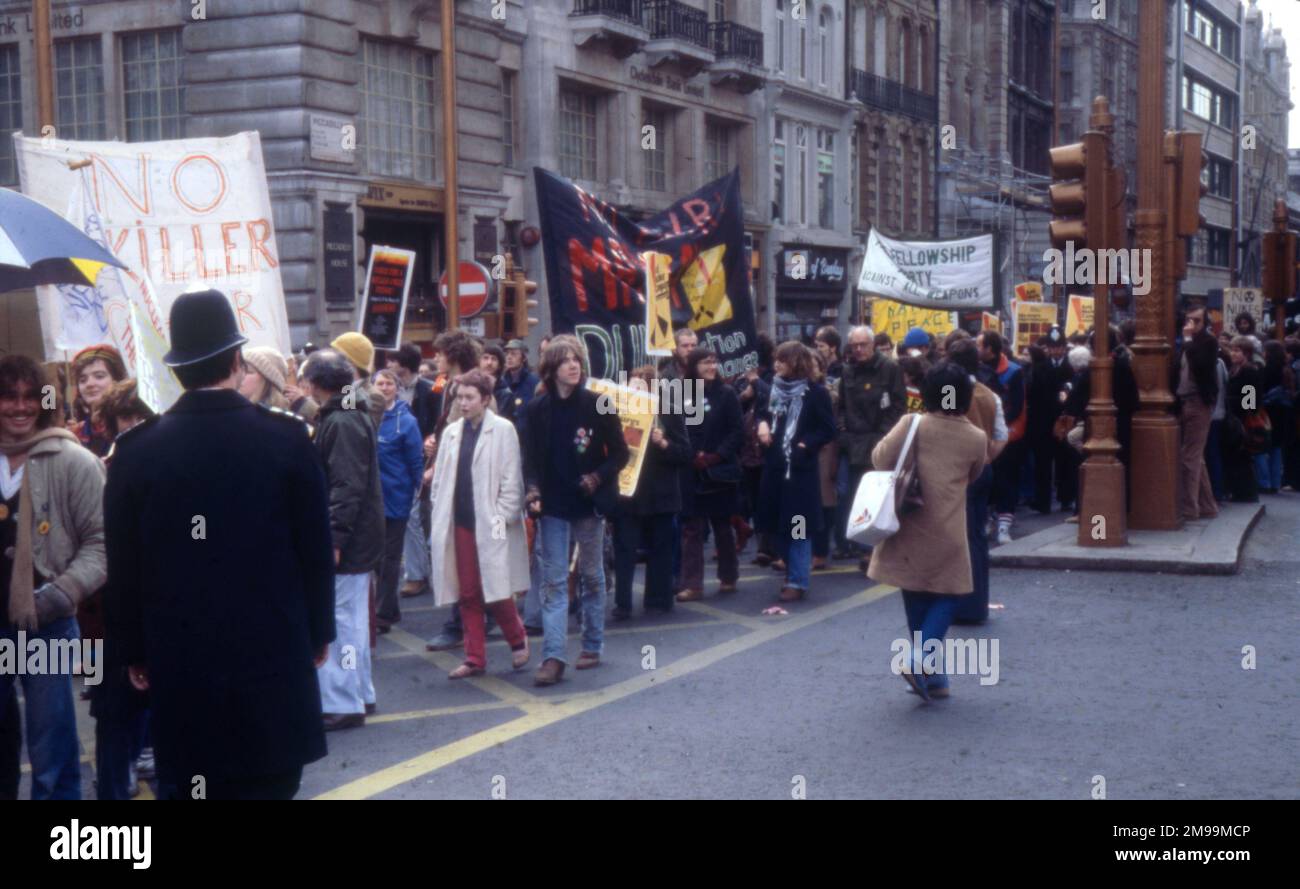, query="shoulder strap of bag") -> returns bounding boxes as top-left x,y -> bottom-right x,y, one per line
893,414 -> 921,474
